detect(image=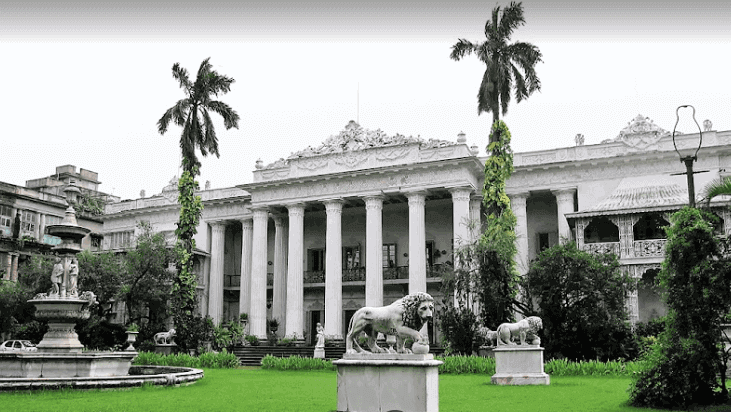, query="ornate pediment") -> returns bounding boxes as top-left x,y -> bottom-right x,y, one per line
603,114 -> 671,149
283,120 -> 457,163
